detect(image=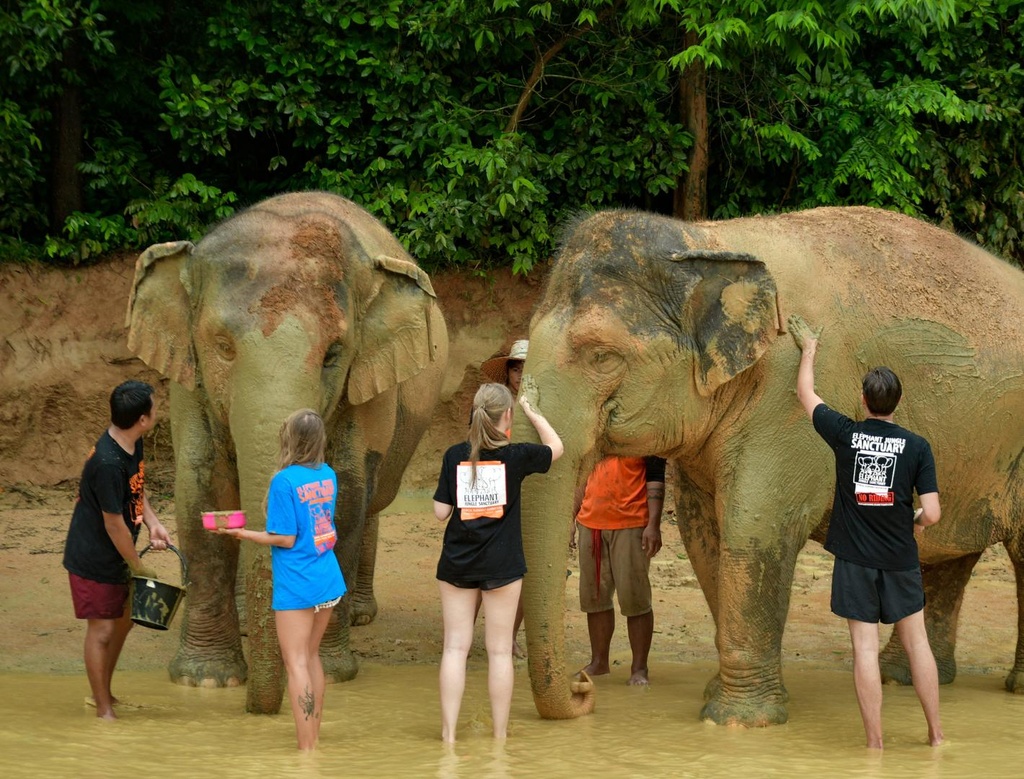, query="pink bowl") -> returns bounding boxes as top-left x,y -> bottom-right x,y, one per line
201,510 -> 247,530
